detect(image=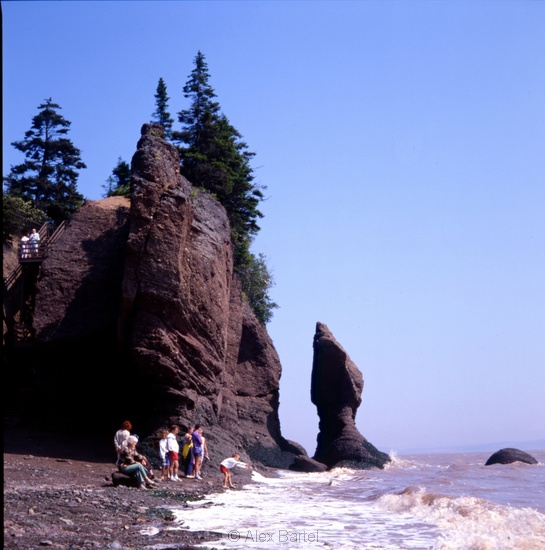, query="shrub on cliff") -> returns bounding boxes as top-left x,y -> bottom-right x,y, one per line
237,251 -> 278,325
2,195 -> 47,244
